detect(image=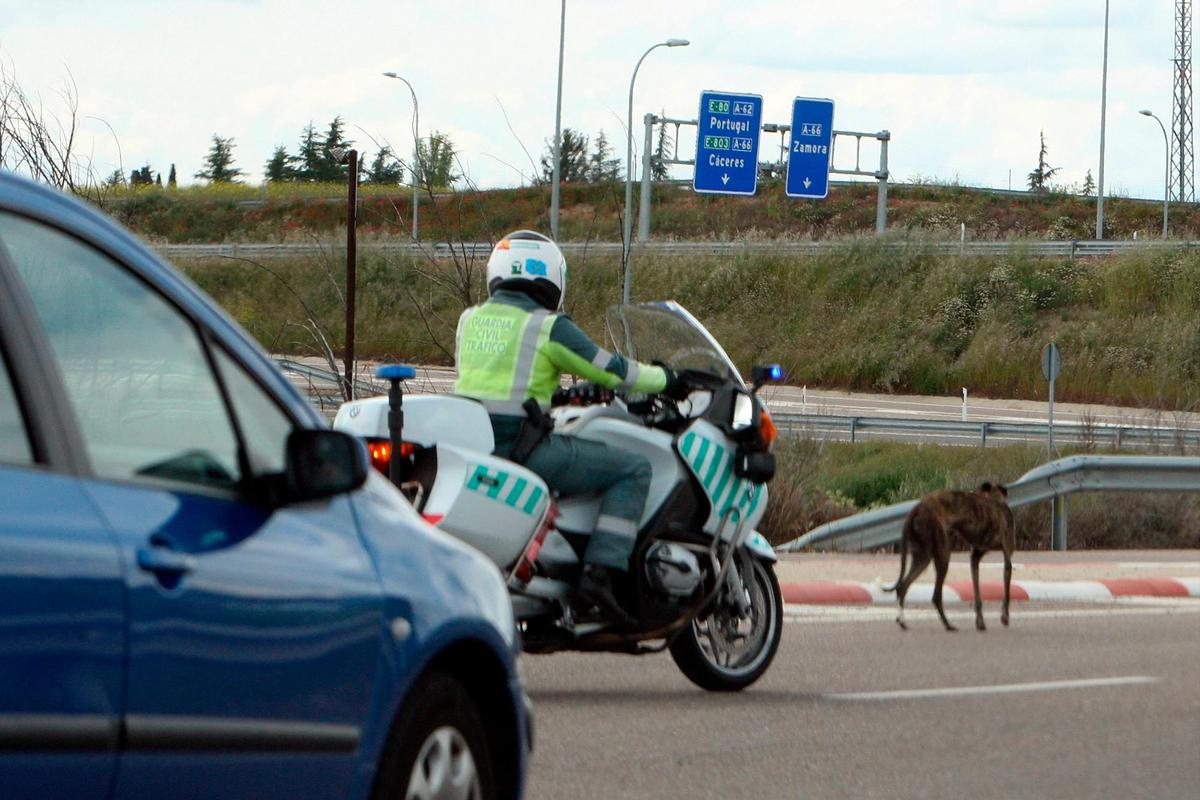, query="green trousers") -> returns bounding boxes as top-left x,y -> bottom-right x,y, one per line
493,417 -> 651,571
